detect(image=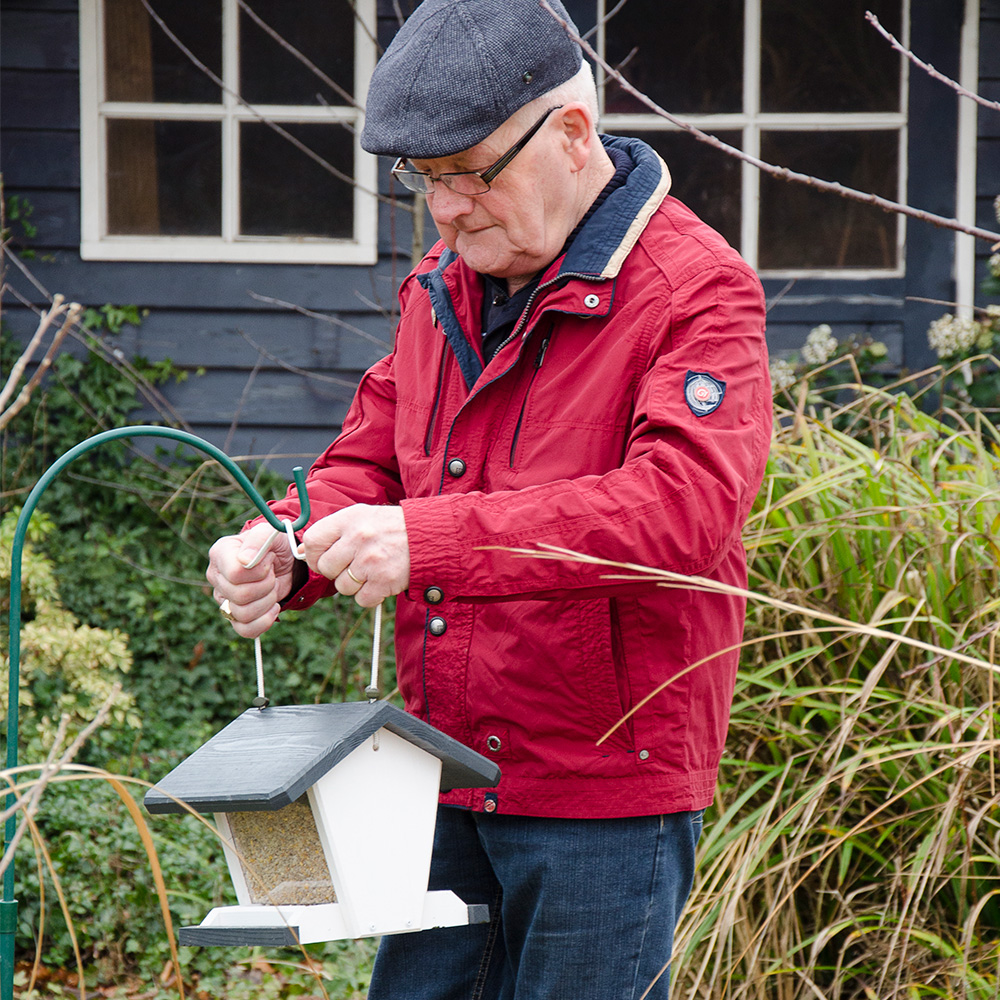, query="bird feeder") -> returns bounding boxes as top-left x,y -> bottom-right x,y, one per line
144,701 -> 500,945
